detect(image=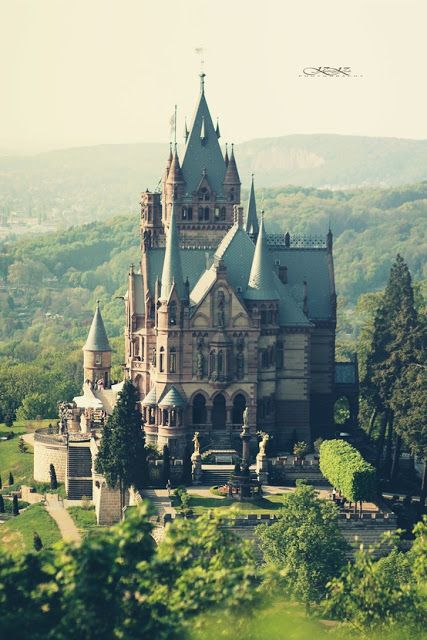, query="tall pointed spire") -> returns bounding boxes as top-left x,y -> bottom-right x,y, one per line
181,74 -> 226,195
223,143 -> 241,185
245,174 -> 259,238
184,119 -> 189,143
160,202 -> 184,300
245,214 -> 278,301
224,143 -> 229,166
215,118 -> 221,139
83,302 -> 111,352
